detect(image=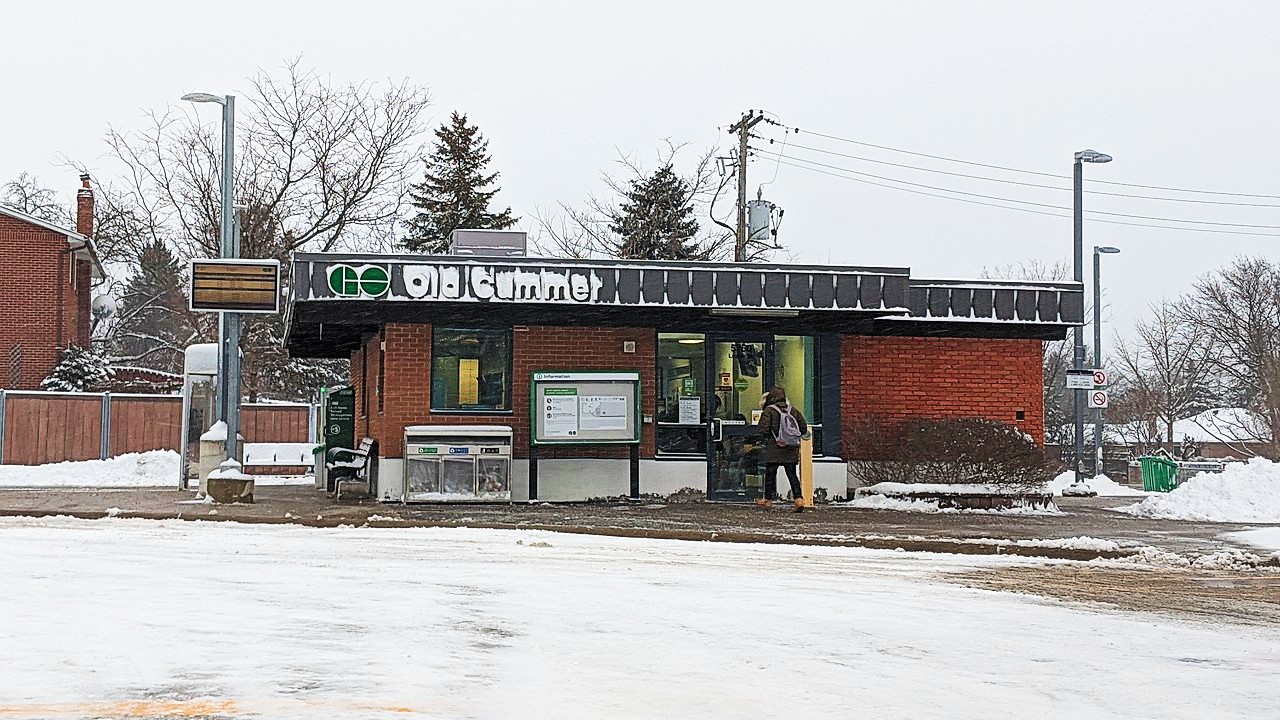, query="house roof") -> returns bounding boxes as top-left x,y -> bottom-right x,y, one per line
0,203 -> 105,278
